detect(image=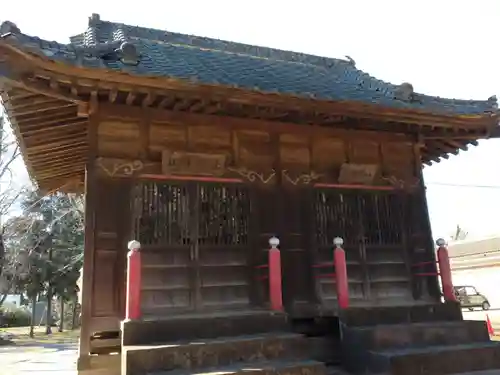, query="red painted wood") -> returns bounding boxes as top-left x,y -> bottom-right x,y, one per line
437,244 -> 457,302
126,241 -> 142,320
334,246 -> 349,309
140,174 -> 243,183
314,183 -> 395,191
268,247 -> 283,312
